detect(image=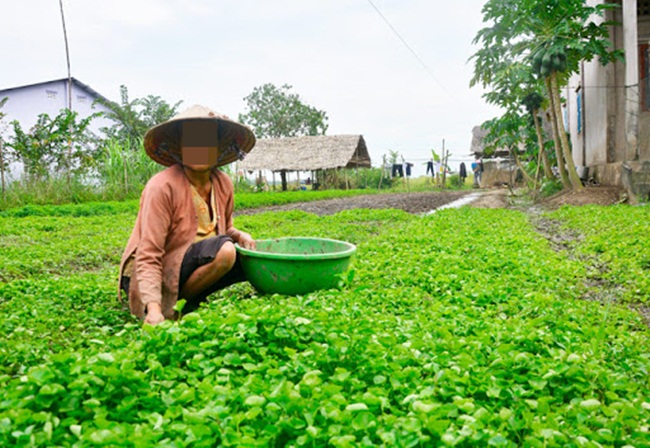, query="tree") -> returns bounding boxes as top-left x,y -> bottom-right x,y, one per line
239,83 -> 328,138
239,83 -> 329,190
470,0 -> 622,192
95,85 -> 182,147
521,91 -> 555,182
474,58 -> 551,189
138,95 -> 183,130
7,109 -> 100,182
